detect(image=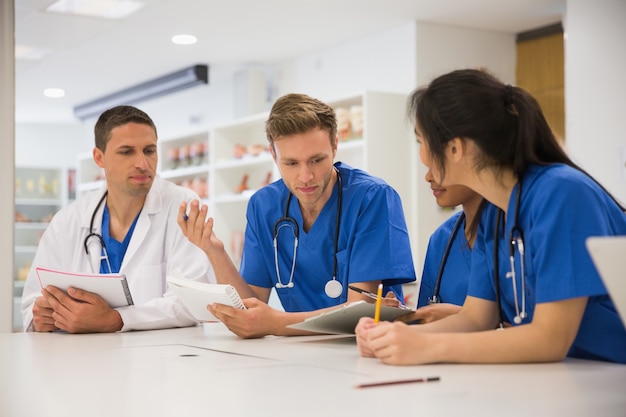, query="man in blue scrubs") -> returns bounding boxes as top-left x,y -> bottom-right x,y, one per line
180,93 -> 415,338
